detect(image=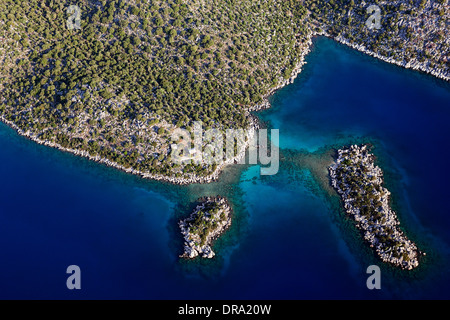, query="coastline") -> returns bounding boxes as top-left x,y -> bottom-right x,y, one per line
333,34 -> 450,82
0,33 -> 447,185
0,114 -> 238,185
0,36 -> 312,186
